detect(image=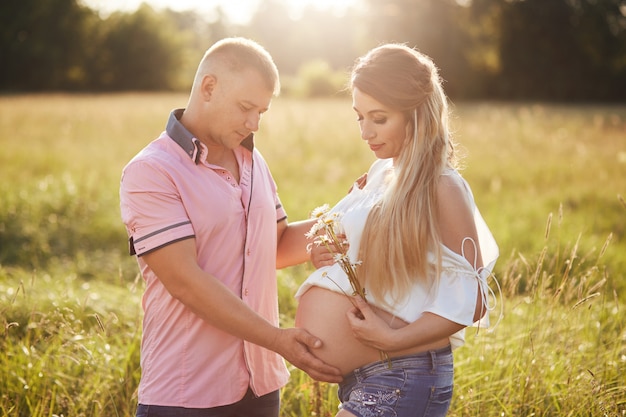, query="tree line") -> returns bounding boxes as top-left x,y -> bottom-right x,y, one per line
1,0 -> 625,101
